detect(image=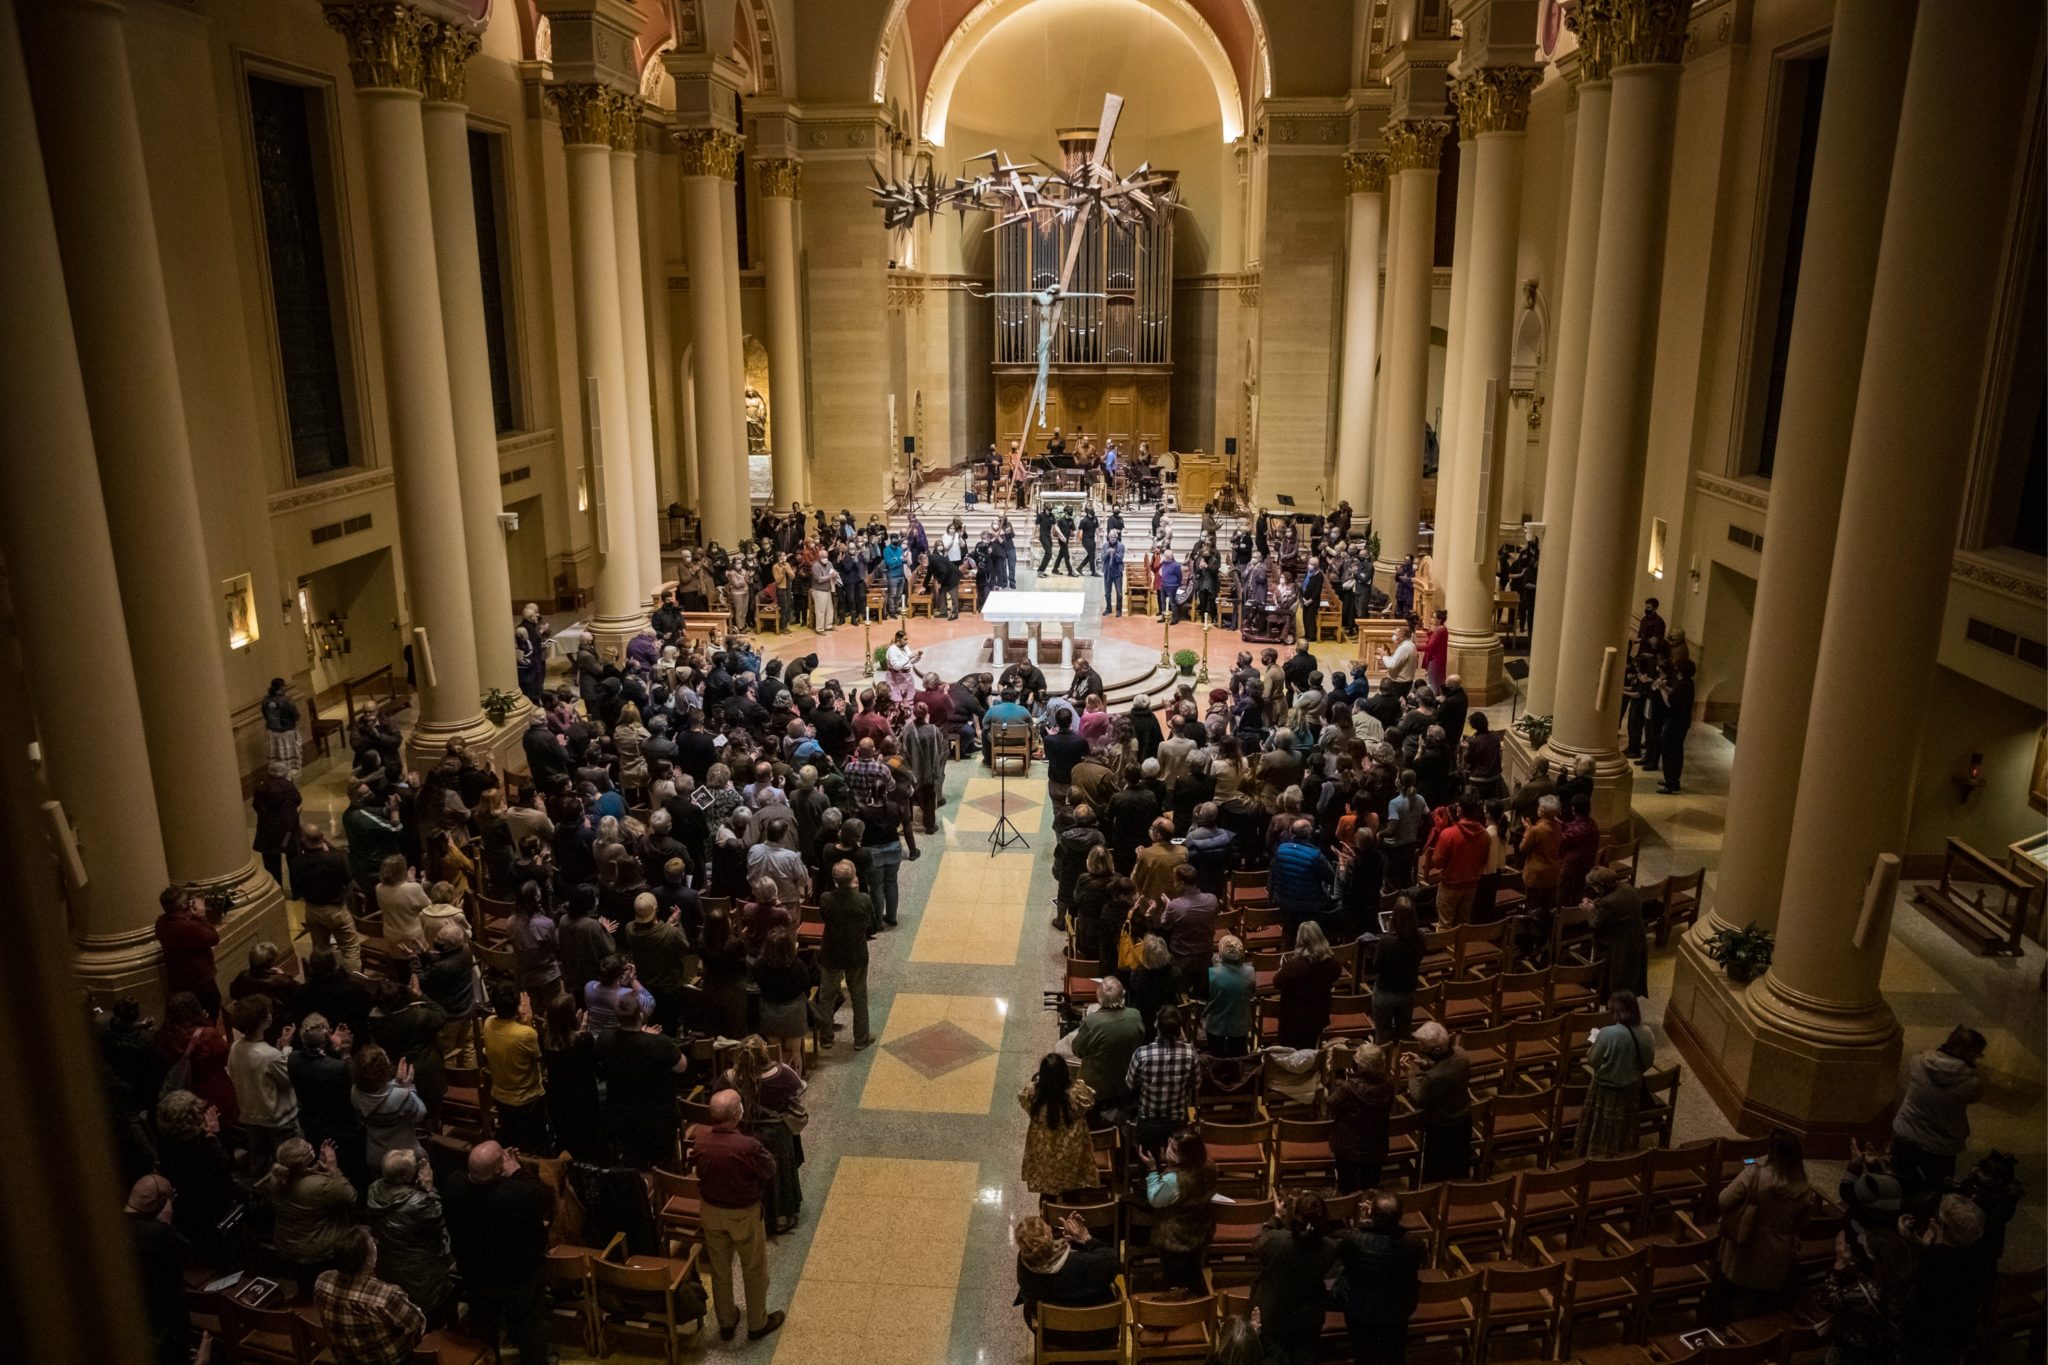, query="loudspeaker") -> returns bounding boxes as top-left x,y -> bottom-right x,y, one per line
1224,437 -> 1238,455
902,436 -> 916,454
